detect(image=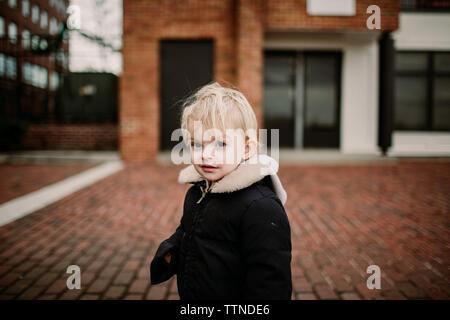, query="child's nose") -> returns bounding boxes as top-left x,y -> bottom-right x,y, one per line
202,143 -> 215,160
